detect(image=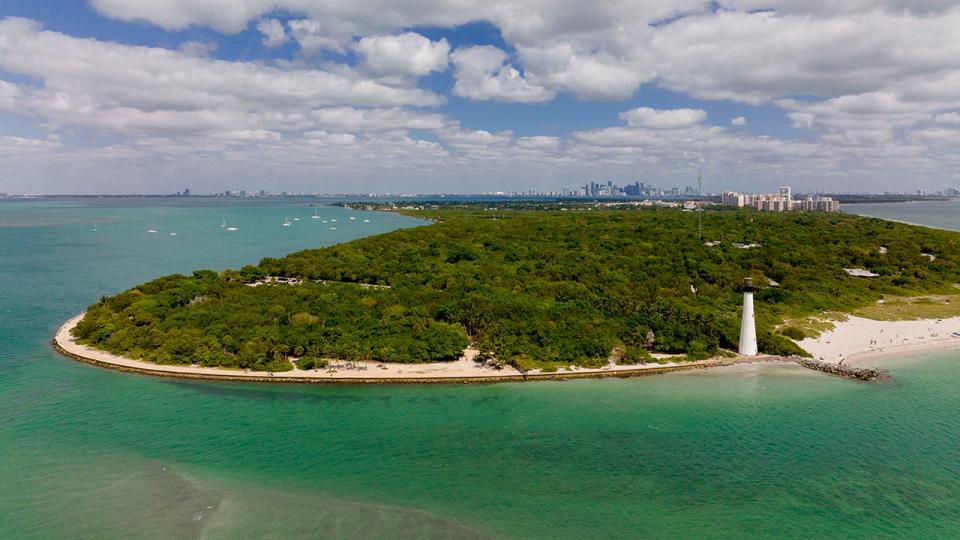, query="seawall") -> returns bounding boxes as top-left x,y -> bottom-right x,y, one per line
792,356 -> 887,381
